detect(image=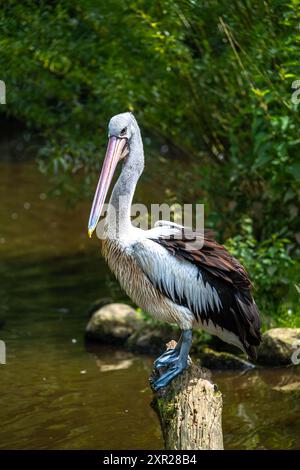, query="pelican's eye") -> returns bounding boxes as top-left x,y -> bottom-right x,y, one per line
120,127 -> 127,136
